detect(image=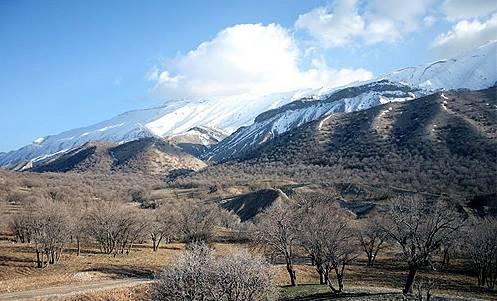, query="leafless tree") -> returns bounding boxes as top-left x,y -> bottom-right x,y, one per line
462,217 -> 497,288
211,249 -> 276,301
176,200 -> 220,243
299,202 -> 358,293
149,203 -> 180,251
26,199 -> 71,267
296,201 -> 331,285
254,200 -> 298,286
358,215 -> 388,266
381,196 -> 464,294
153,244 -> 275,301
9,208 -> 34,243
217,208 -> 241,229
68,201 -> 88,256
86,201 -> 148,255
